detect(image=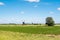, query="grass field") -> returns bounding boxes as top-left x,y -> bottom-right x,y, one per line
0,25 -> 60,40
